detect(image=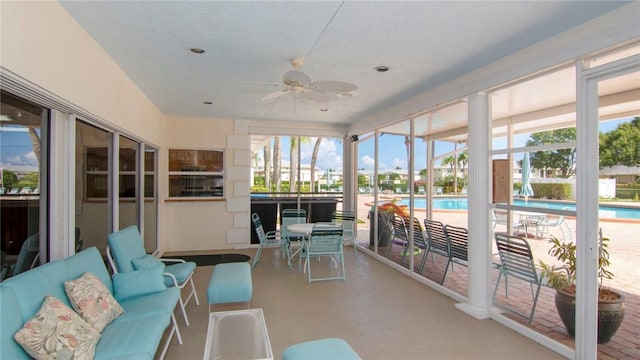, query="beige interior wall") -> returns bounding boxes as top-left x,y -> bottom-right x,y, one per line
160,116 -> 238,252
0,1 -> 166,144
